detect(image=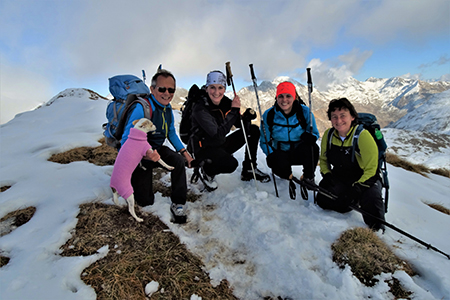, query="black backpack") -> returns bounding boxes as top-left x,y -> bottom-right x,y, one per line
103,75 -> 153,149
179,84 -> 201,144
326,112 -> 390,212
